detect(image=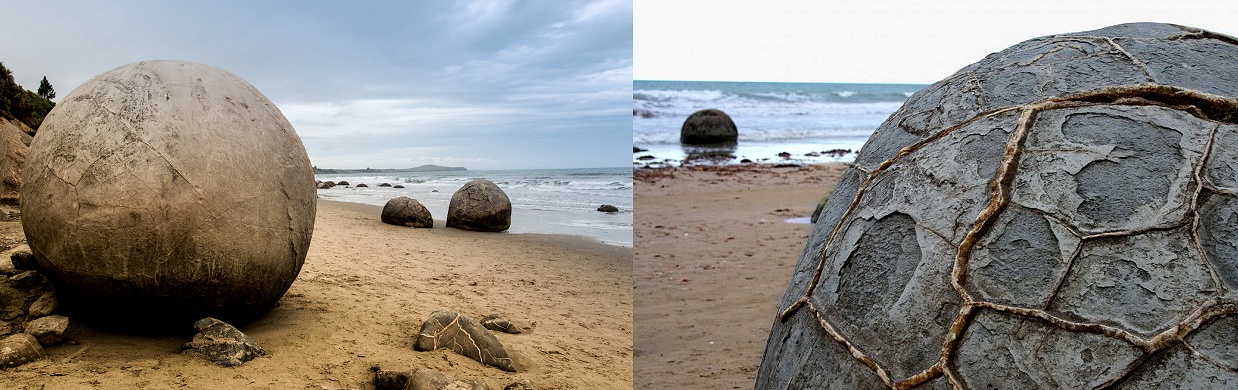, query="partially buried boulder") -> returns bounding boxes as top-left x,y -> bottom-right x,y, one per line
758,23 -> 1238,389
0,333 -> 44,368
414,310 -> 517,372
382,196 -> 433,228
183,317 -> 264,366
20,60 -> 316,325
597,204 -> 619,213
446,179 -> 512,232
680,108 -> 738,145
